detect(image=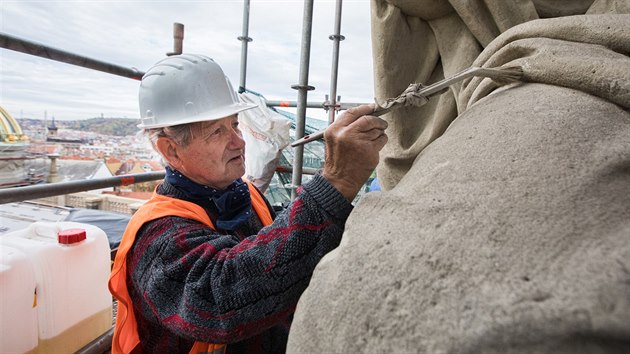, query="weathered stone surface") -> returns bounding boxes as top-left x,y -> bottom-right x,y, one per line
288,2 -> 630,352
371,1 -> 630,190
288,83 -> 630,353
